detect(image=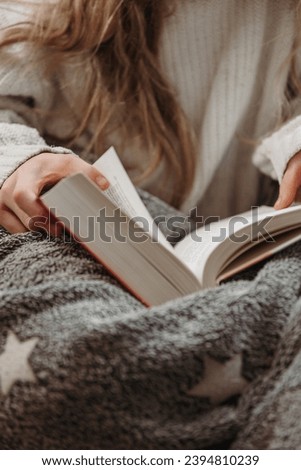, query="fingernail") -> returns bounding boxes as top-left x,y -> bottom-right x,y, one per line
96,175 -> 110,190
